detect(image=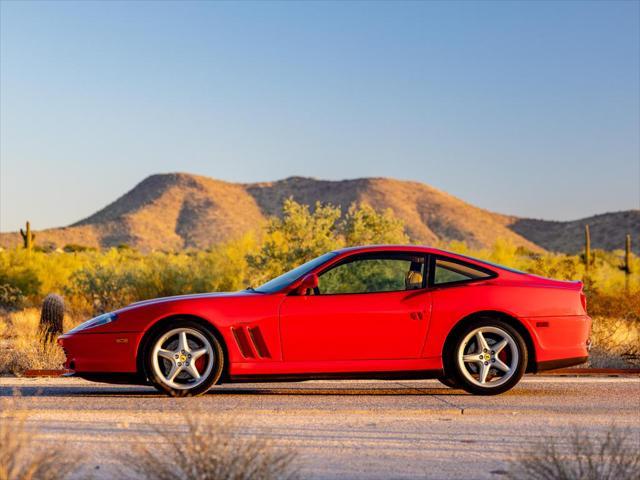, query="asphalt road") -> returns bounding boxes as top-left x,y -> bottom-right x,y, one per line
1,376 -> 639,479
